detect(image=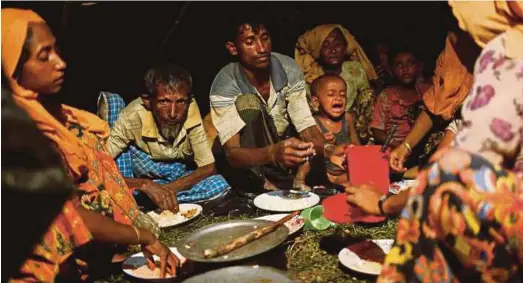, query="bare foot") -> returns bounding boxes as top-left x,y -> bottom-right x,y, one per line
264,178 -> 279,191
293,180 -> 312,192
